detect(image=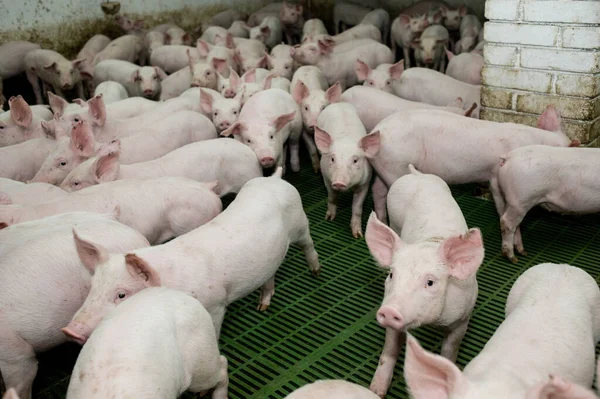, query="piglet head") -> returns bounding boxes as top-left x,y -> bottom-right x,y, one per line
280,2 -> 303,25
64,234 -> 160,345
366,213 -> 483,330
